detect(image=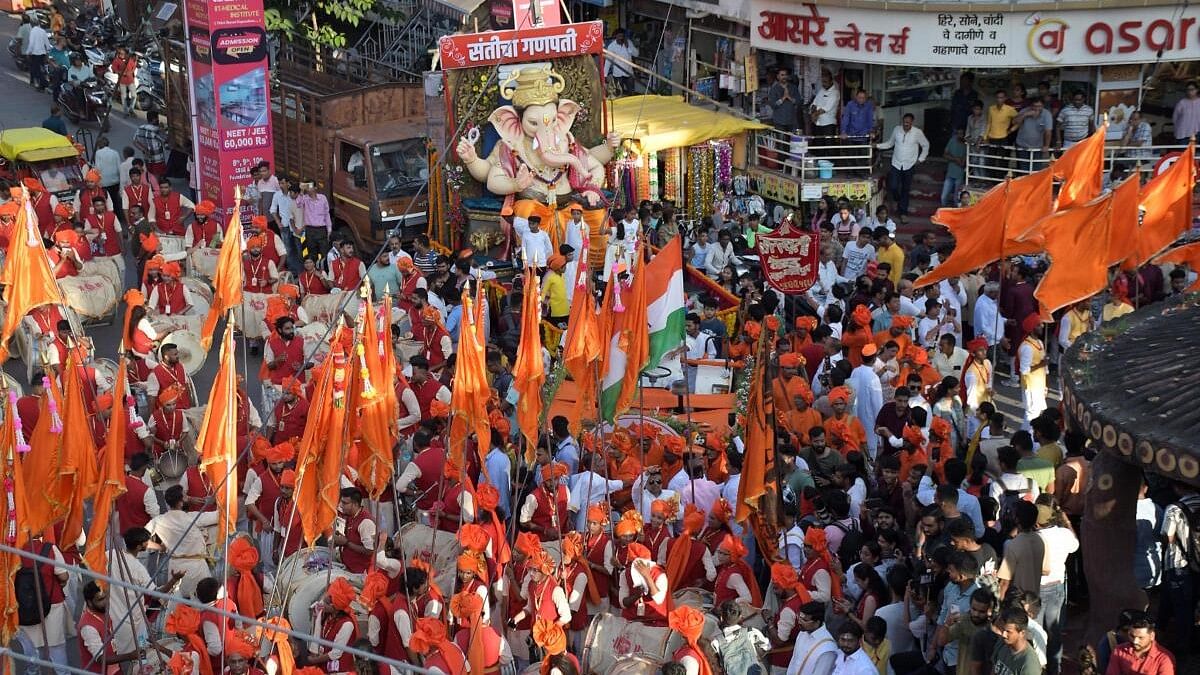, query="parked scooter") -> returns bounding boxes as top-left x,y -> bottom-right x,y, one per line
57,77 -> 111,131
